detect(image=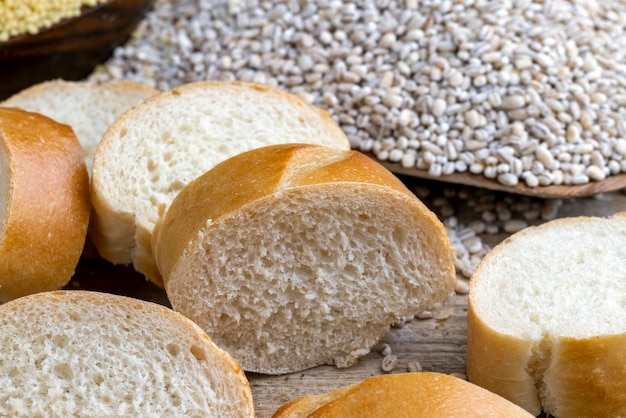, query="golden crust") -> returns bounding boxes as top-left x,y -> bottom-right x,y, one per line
0,107 -> 90,302
272,372 -> 534,418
